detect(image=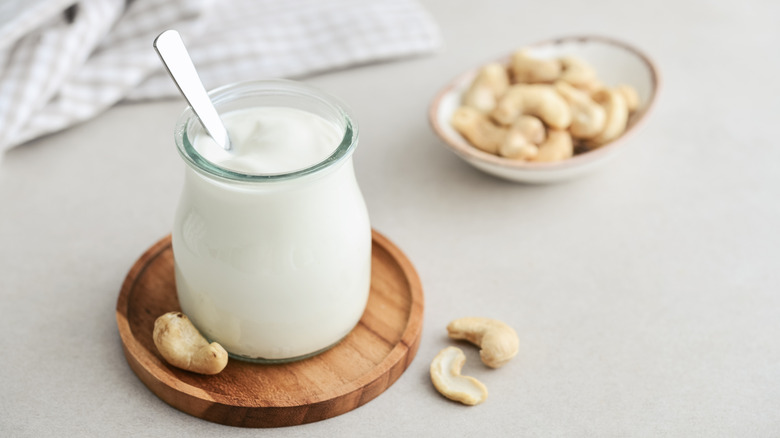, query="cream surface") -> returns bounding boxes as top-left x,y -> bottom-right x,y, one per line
194,107 -> 341,174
